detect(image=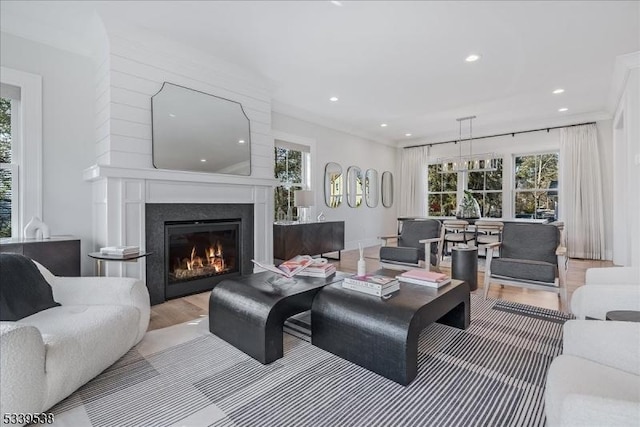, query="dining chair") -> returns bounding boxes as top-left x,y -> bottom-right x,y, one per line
442,219 -> 475,257
474,220 -> 504,256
